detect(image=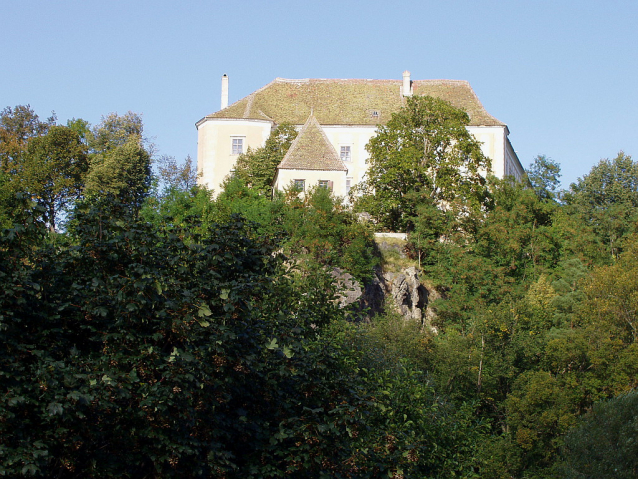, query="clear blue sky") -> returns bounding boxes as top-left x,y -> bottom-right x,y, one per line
2,0 -> 637,187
